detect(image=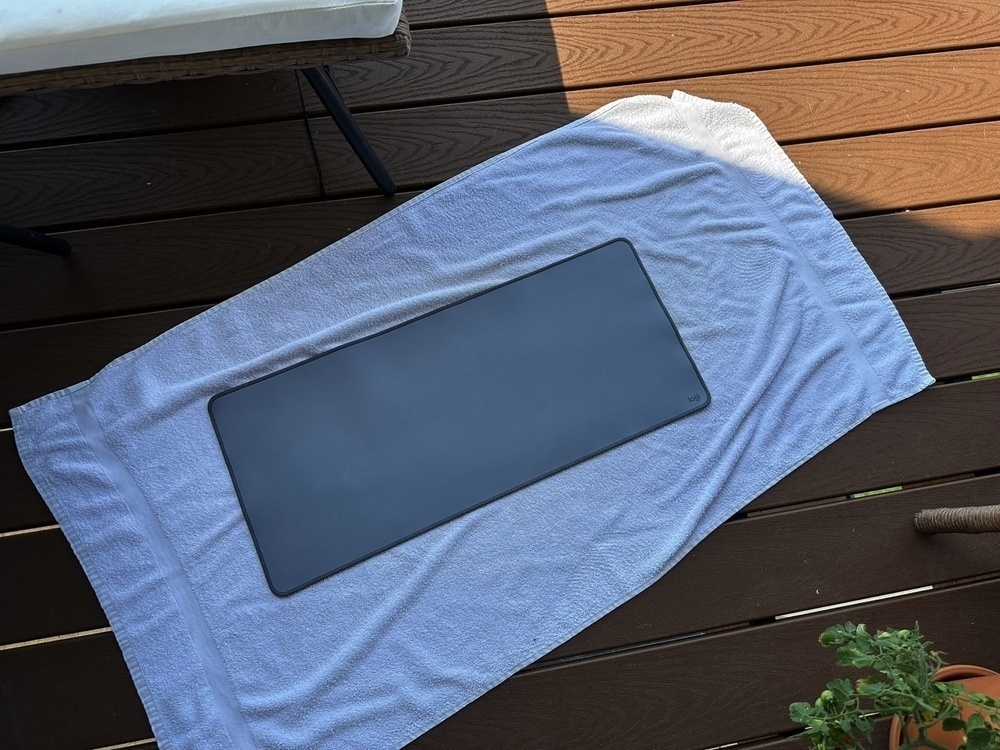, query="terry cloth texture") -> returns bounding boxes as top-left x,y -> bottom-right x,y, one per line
10,93 -> 933,749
